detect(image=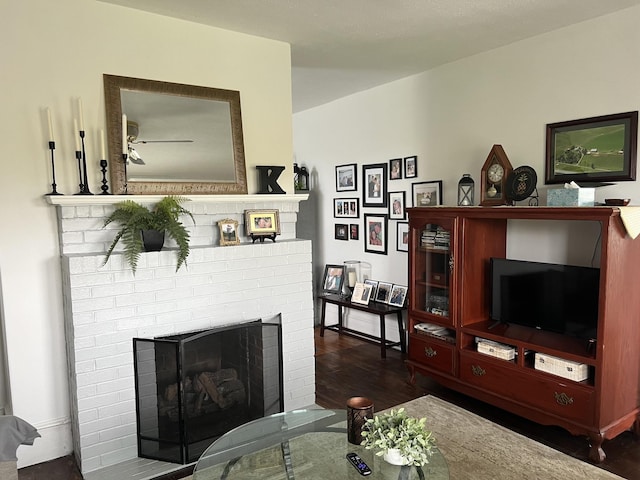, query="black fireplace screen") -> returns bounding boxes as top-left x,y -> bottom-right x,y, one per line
133,318 -> 284,464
